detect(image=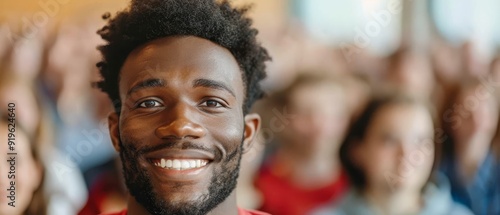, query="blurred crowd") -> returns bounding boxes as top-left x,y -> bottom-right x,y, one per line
1,0 -> 500,215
